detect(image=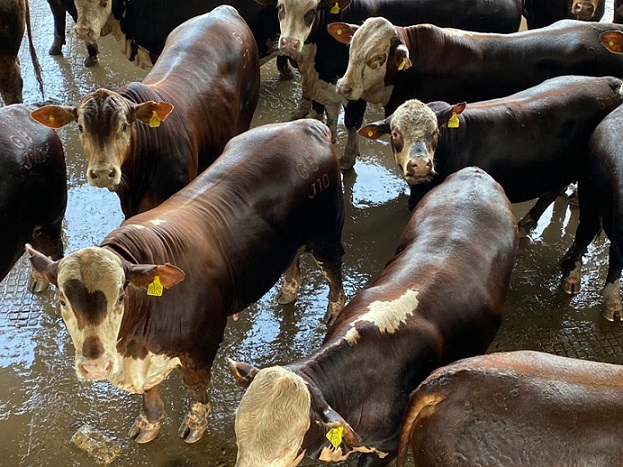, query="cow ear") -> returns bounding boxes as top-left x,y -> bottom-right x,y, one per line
430,101 -> 465,127
131,101 -> 174,127
123,261 -> 185,290
319,406 -> 362,448
322,0 -> 352,14
600,31 -> 623,54
327,22 -> 358,44
31,105 -> 76,129
394,44 -> 412,71
359,117 -> 391,139
25,243 -> 59,287
227,359 -> 260,388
